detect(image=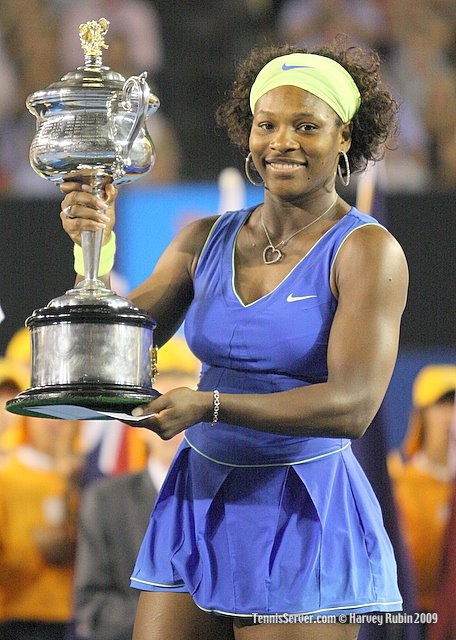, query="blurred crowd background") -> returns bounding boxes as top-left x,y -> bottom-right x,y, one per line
0,0 -> 455,190
0,1 -> 455,639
